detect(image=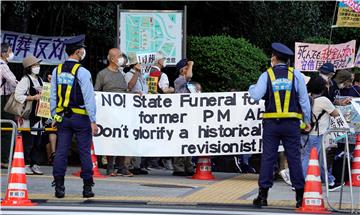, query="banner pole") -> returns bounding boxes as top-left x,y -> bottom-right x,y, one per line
328,1 -> 339,59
